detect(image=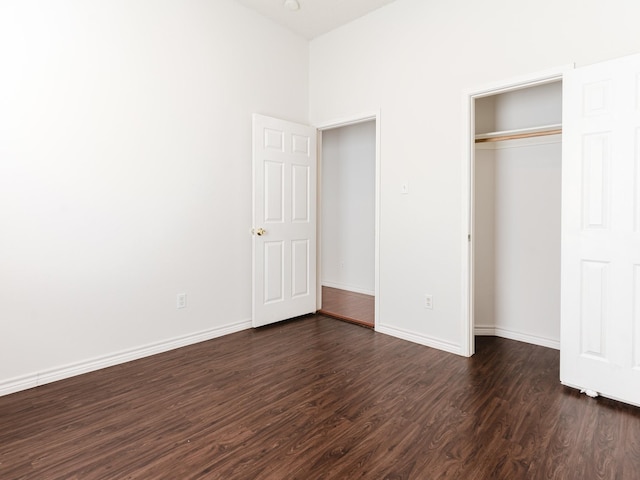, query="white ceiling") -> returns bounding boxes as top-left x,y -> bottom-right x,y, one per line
233,0 -> 398,39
